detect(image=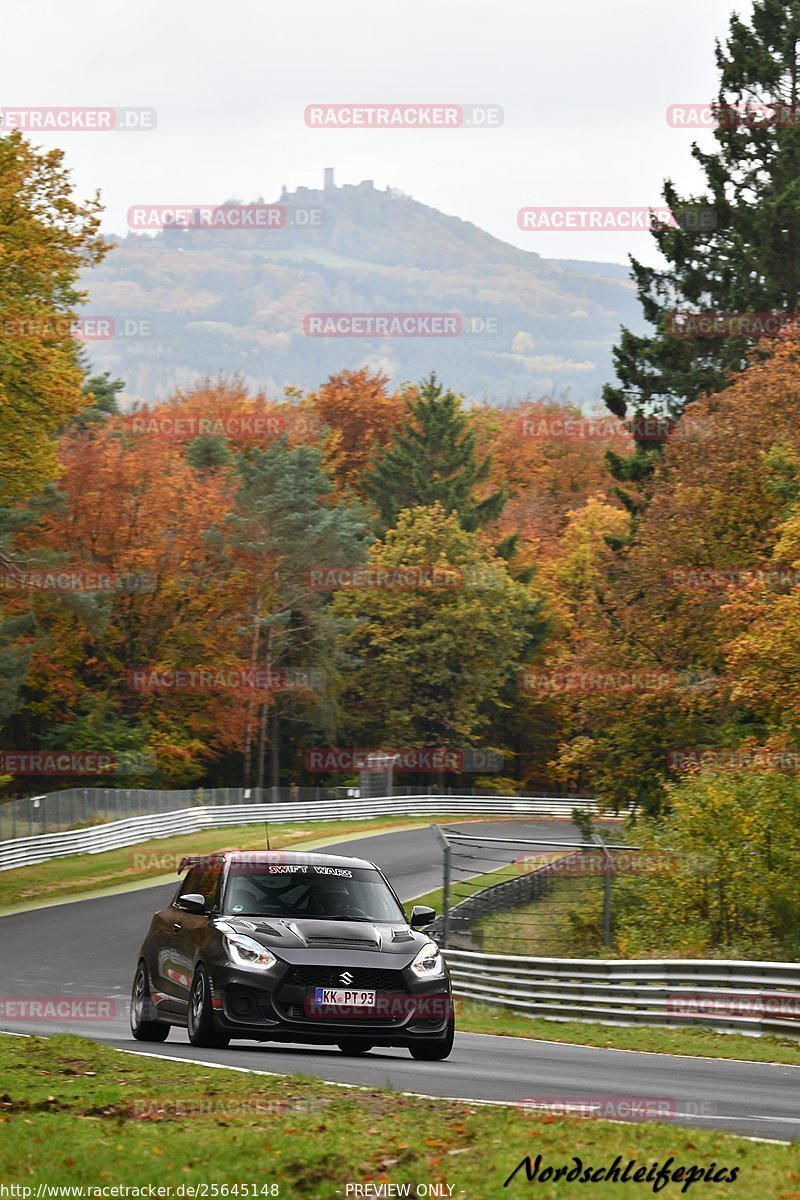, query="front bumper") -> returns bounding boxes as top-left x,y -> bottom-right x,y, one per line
208,958 -> 453,1045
